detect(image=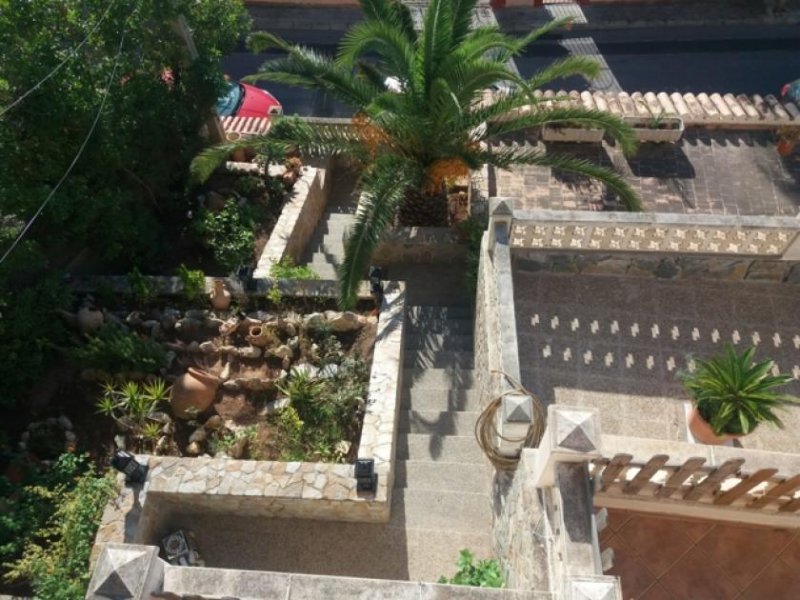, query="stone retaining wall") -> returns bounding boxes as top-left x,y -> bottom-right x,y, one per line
513,251 -> 800,284
254,162 -> 332,278
92,284 -> 405,559
373,227 -> 467,264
